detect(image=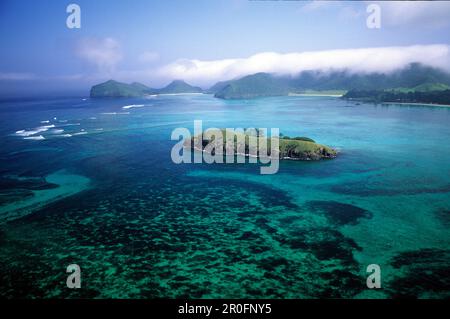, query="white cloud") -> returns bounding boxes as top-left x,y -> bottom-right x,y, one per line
157,44 -> 450,86
138,51 -> 160,63
76,37 -> 122,73
0,72 -> 37,81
